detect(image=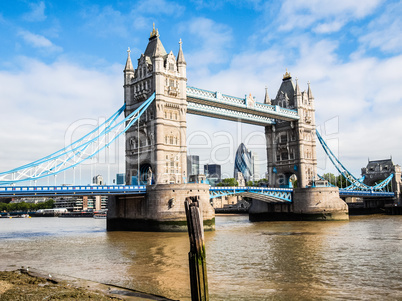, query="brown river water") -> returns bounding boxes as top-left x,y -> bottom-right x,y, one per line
0,214 -> 401,300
